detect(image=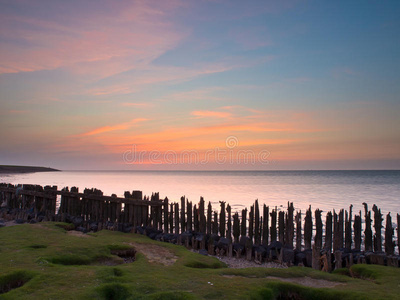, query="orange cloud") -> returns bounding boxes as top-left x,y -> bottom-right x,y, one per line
191,110 -> 232,118
80,118 -> 148,136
